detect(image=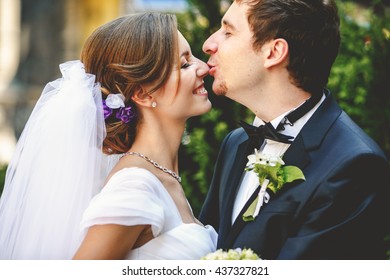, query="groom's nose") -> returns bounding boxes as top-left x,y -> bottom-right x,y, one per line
202,32 -> 218,55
